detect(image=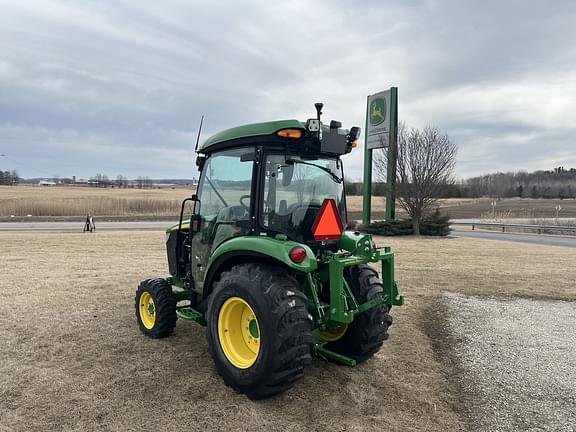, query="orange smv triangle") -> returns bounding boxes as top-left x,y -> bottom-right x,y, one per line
312,198 -> 344,241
